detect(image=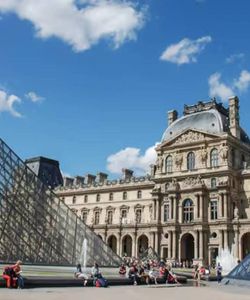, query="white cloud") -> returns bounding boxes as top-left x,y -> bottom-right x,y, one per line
106,143 -> 158,175
25,91 -> 44,102
0,89 -> 22,117
208,73 -> 234,102
0,0 -> 145,52
208,70 -> 250,102
160,36 -> 212,65
225,53 -> 245,64
234,70 -> 250,92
